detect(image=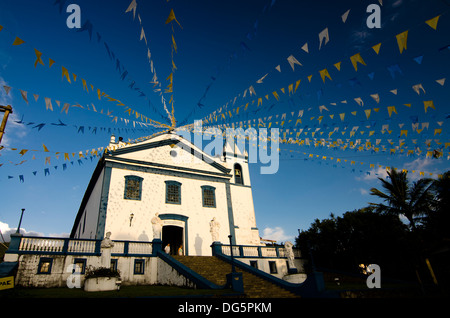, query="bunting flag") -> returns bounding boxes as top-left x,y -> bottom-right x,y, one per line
61,66 -> 71,83
372,43 -> 382,54
165,9 -> 182,28
34,48 -> 44,67
396,30 -> 409,53
341,9 -> 350,23
423,100 -> 435,113
12,36 -> 25,45
350,53 -> 366,71
287,55 -> 302,71
319,68 -> 332,82
318,27 -> 329,50
125,0 -> 137,19
425,15 -> 440,30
